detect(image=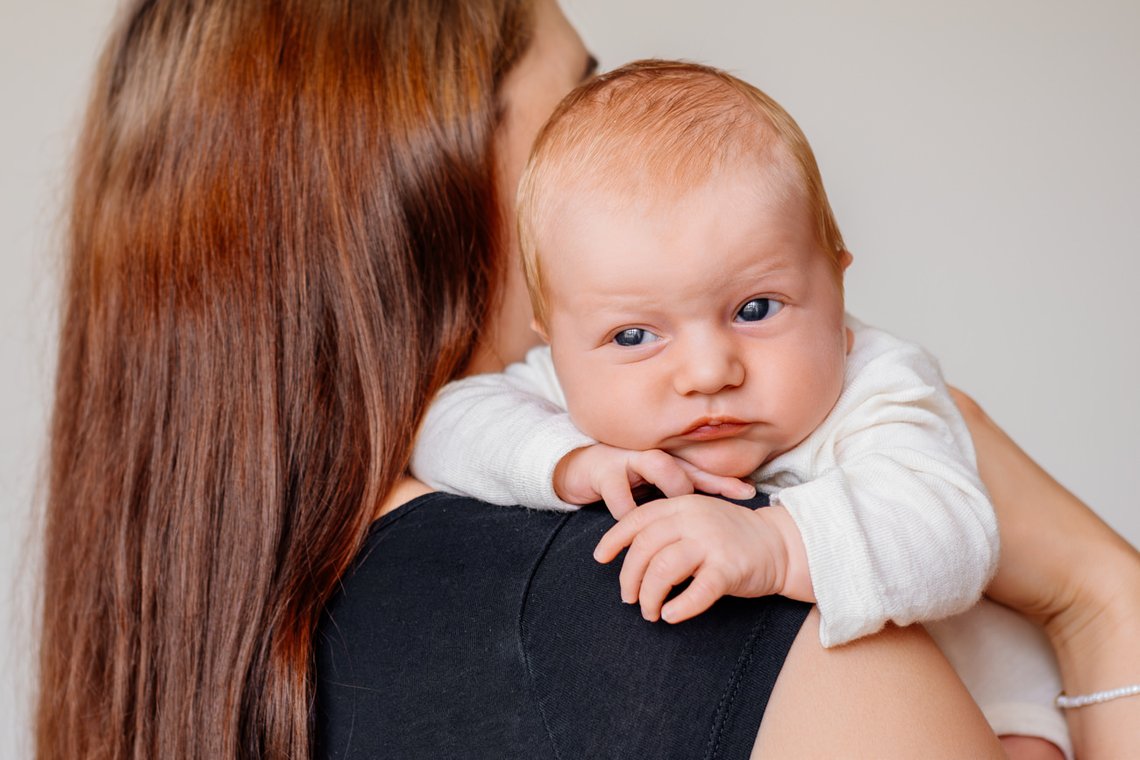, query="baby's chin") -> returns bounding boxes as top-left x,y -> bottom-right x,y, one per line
667,439 -> 770,481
